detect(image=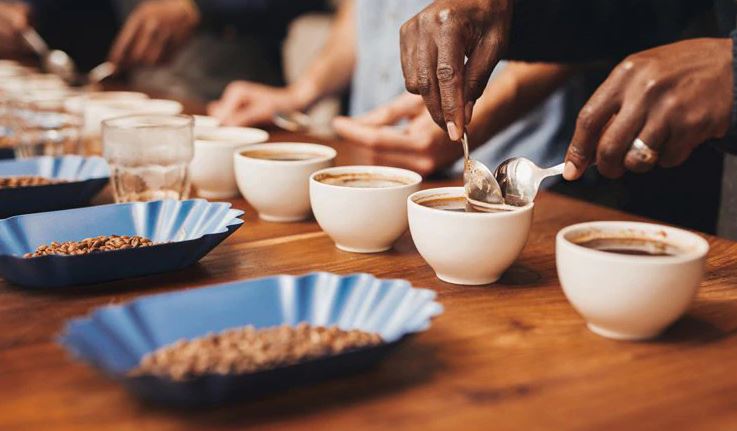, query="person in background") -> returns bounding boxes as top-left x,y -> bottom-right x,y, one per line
209,0 -> 581,178
0,0 -> 327,101
111,0 -> 328,101
0,0 -> 117,67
